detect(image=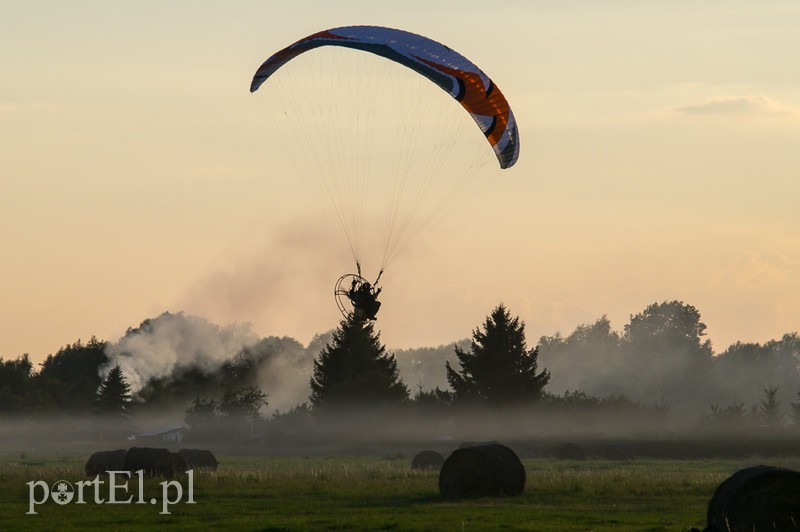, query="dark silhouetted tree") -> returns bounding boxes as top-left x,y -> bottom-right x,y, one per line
310,314 -> 408,408
0,354 -> 47,414
38,337 -> 109,412
184,386 -> 267,436
95,365 -> 133,417
446,304 -> 550,405
219,385 -> 268,425
622,301 -> 712,404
